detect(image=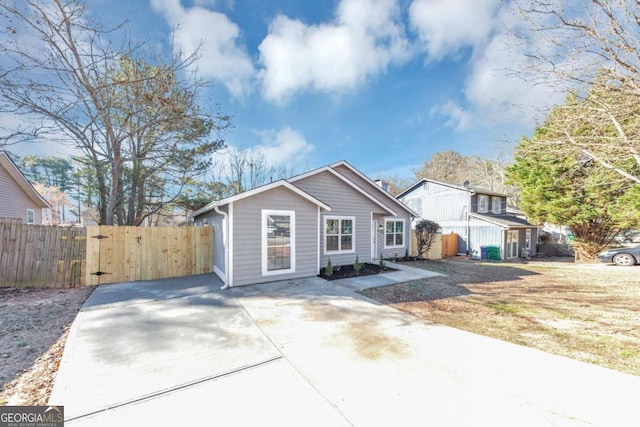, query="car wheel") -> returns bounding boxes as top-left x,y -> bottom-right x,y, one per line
613,253 -> 636,266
